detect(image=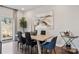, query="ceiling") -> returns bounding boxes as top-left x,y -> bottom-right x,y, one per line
5,5 -> 42,11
